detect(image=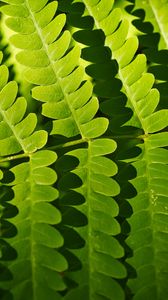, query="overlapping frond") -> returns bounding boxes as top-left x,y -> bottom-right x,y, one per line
0,53 -> 47,157
82,0 -> 168,133
127,133 -> 168,299
80,1 -> 168,299
61,138 -> 126,300
0,150 -> 68,300
0,169 -> 17,300
147,0 -> 168,49
1,0 -> 108,139
131,1 -> 168,110
0,53 -> 67,298
132,0 -> 166,49
0,2 -> 125,299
